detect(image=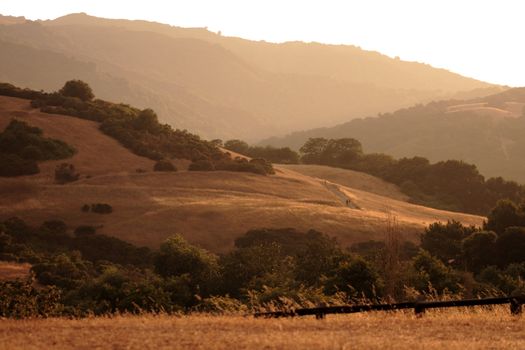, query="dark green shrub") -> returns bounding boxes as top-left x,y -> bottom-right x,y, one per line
59,80 -> 94,101
0,83 -> 46,100
74,225 -> 97,237
40,220 -> 68,236
154,159 -> 177,172
420,220 -> 477,264
0,279 -> 63,318
0,153 -> 39,177
462,231 -> 497,273
496,227 -> 525,266
249,158 -> 275,175
54,163 -> 80,184
0,119 -> 75,161
188,159 -> 215,171
326,256 -> 383,298
91,203 -> 113,214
